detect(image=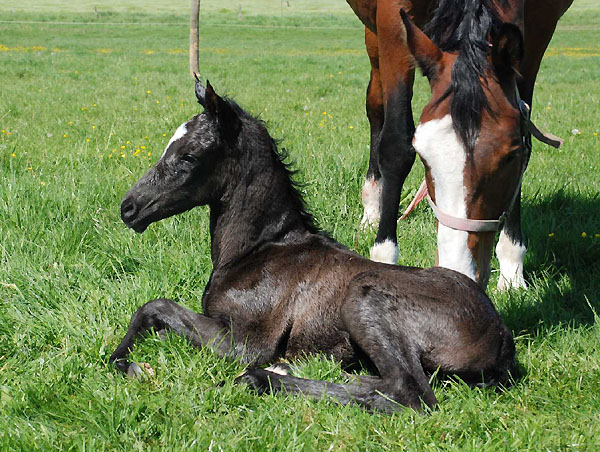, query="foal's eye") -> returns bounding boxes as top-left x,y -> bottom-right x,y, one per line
181,154 -> 197,164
